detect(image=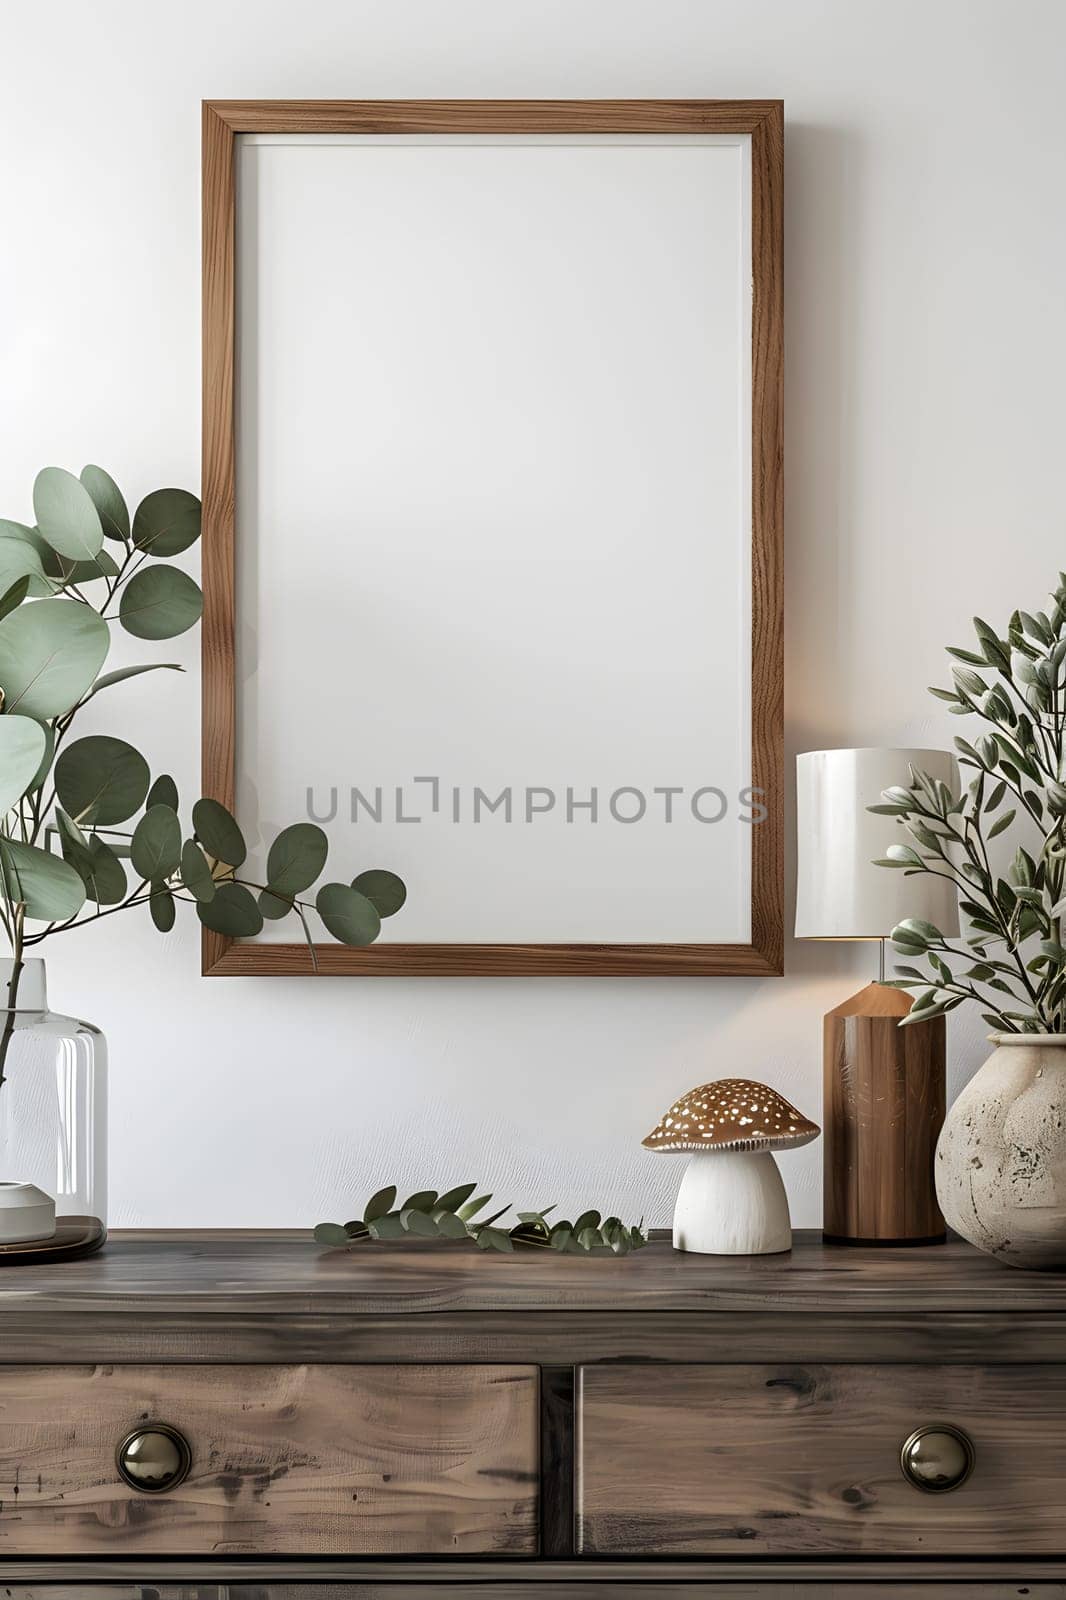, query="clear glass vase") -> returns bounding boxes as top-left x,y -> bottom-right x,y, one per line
0,958 -> 107,1263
